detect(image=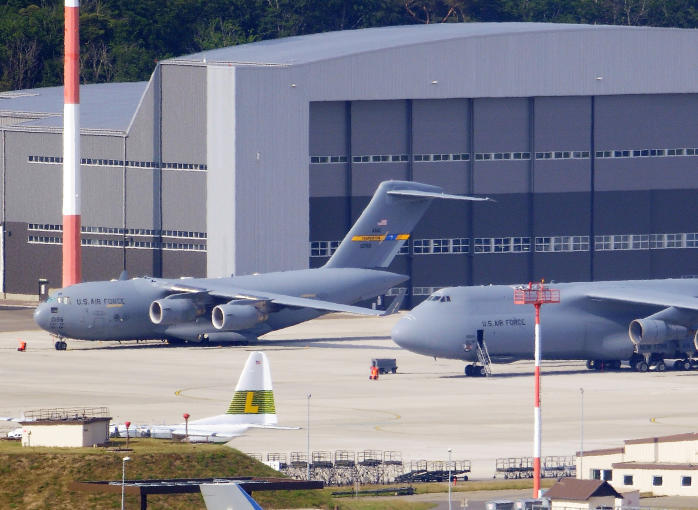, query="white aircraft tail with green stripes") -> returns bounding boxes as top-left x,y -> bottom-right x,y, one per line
224,350 -> 277,426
